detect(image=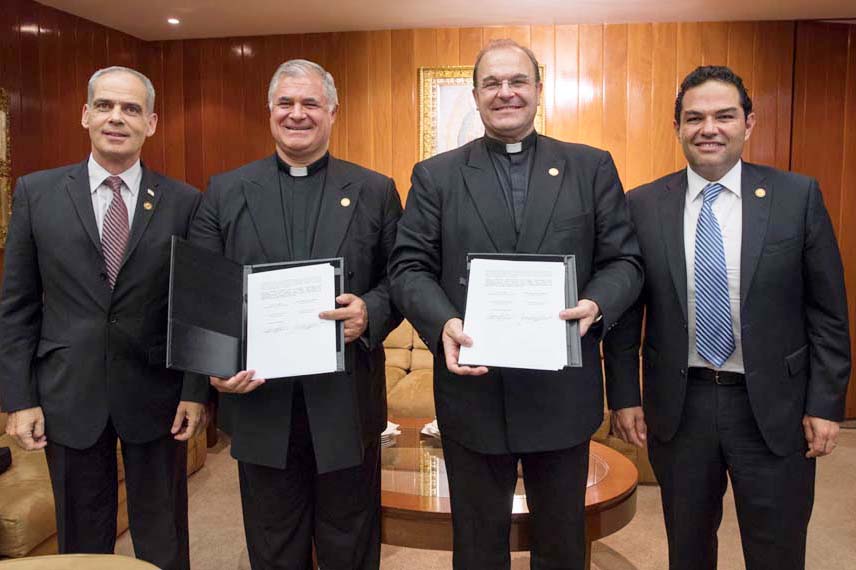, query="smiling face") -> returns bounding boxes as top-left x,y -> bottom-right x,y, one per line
675,79 -> 755,181
269,73 -> 336,166
81,71 -> 157,174
472,46 -> 542,143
